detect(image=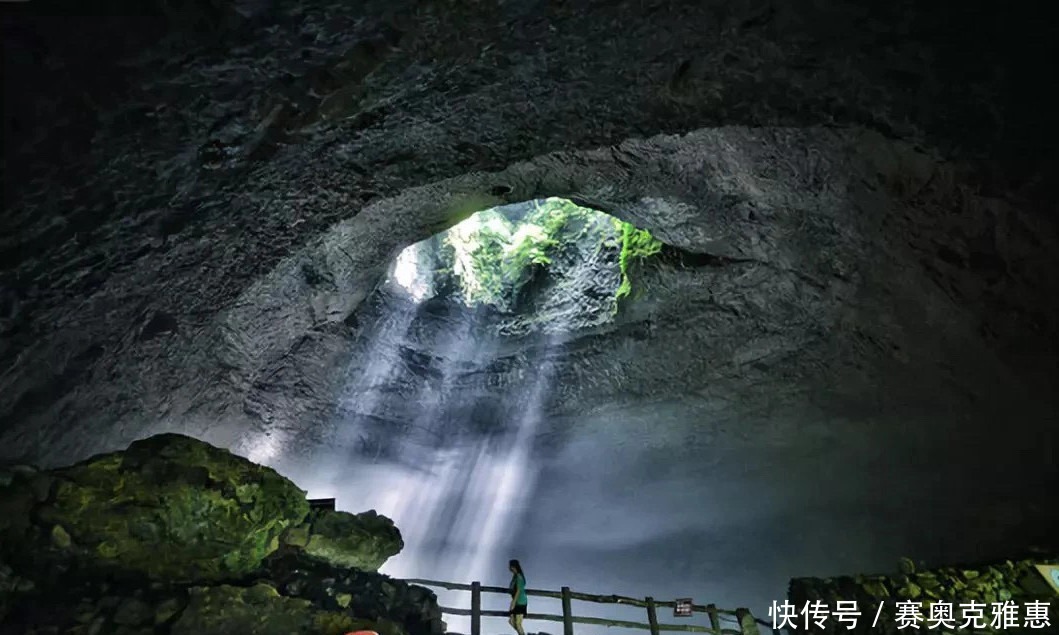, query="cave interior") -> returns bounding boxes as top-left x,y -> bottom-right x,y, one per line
1,0 -> 1058,633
